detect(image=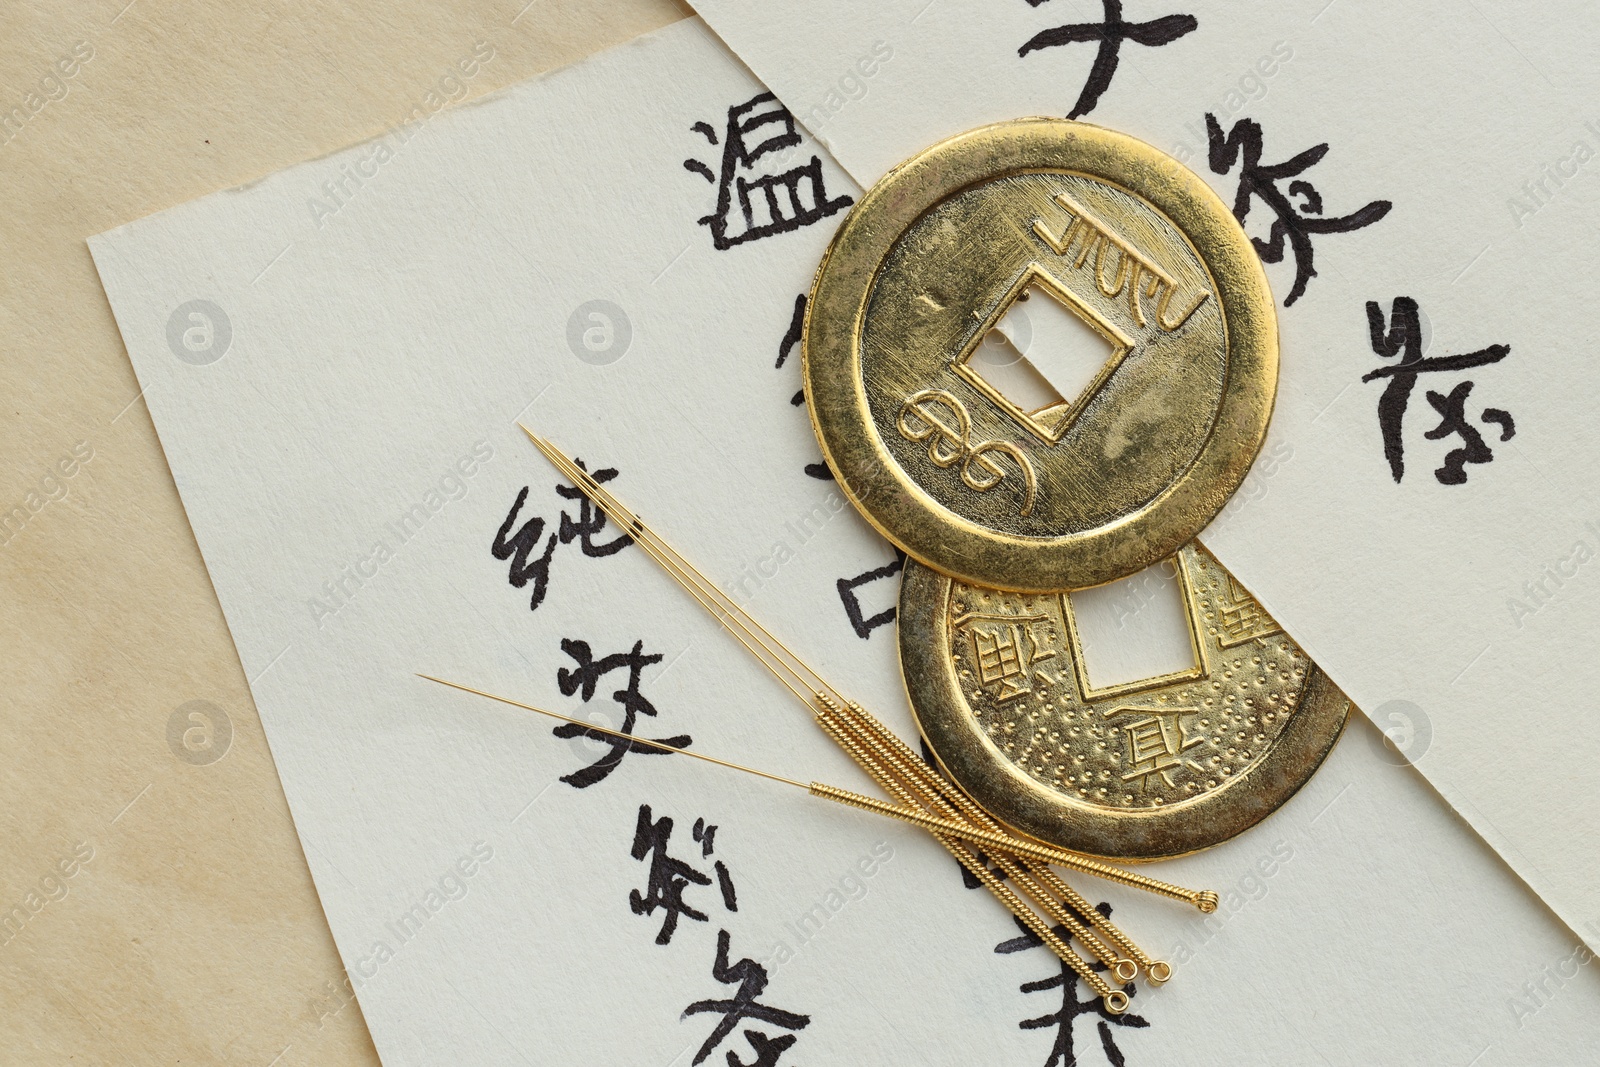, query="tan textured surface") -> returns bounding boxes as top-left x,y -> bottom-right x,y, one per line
0,1 -> 686,1062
